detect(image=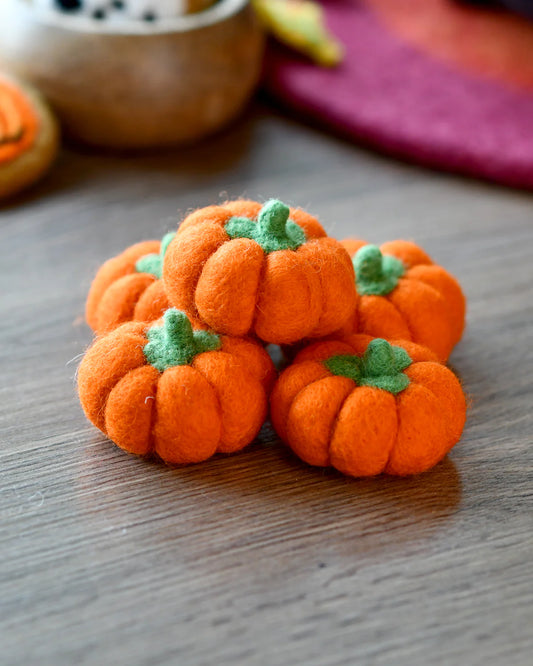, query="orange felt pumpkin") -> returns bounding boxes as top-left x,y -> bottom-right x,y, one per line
163,199 -> 358,344
270,335 -> 466,477
338,239 -> 466,362
78,309 -> 277,464
85,233 -> 174,335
